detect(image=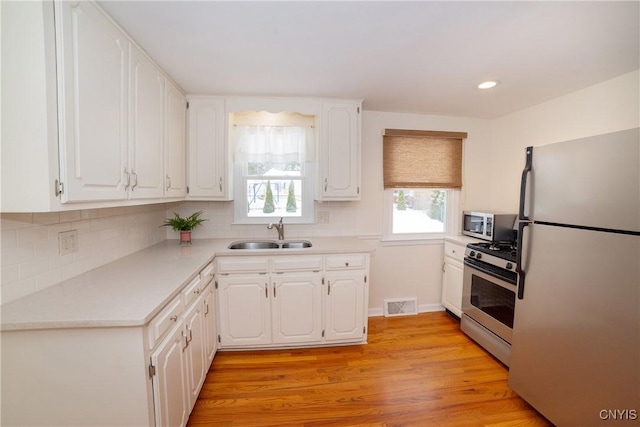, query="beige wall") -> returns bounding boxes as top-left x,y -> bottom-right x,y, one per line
357,110 -> 493,314
490,70 -> 640,212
